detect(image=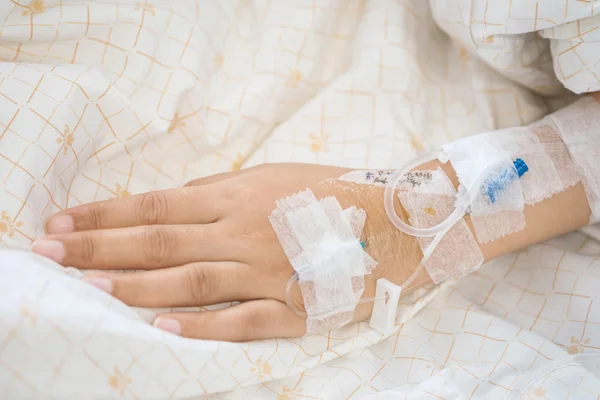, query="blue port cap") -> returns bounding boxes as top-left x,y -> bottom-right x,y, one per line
513,158 -> 528,178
